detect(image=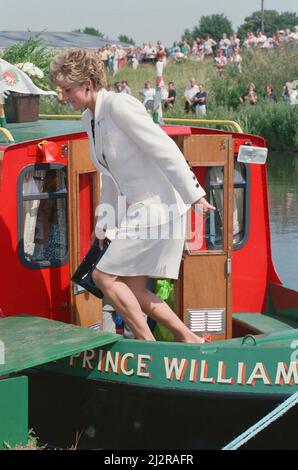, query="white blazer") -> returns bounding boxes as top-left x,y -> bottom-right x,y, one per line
82,89 -> 205,234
